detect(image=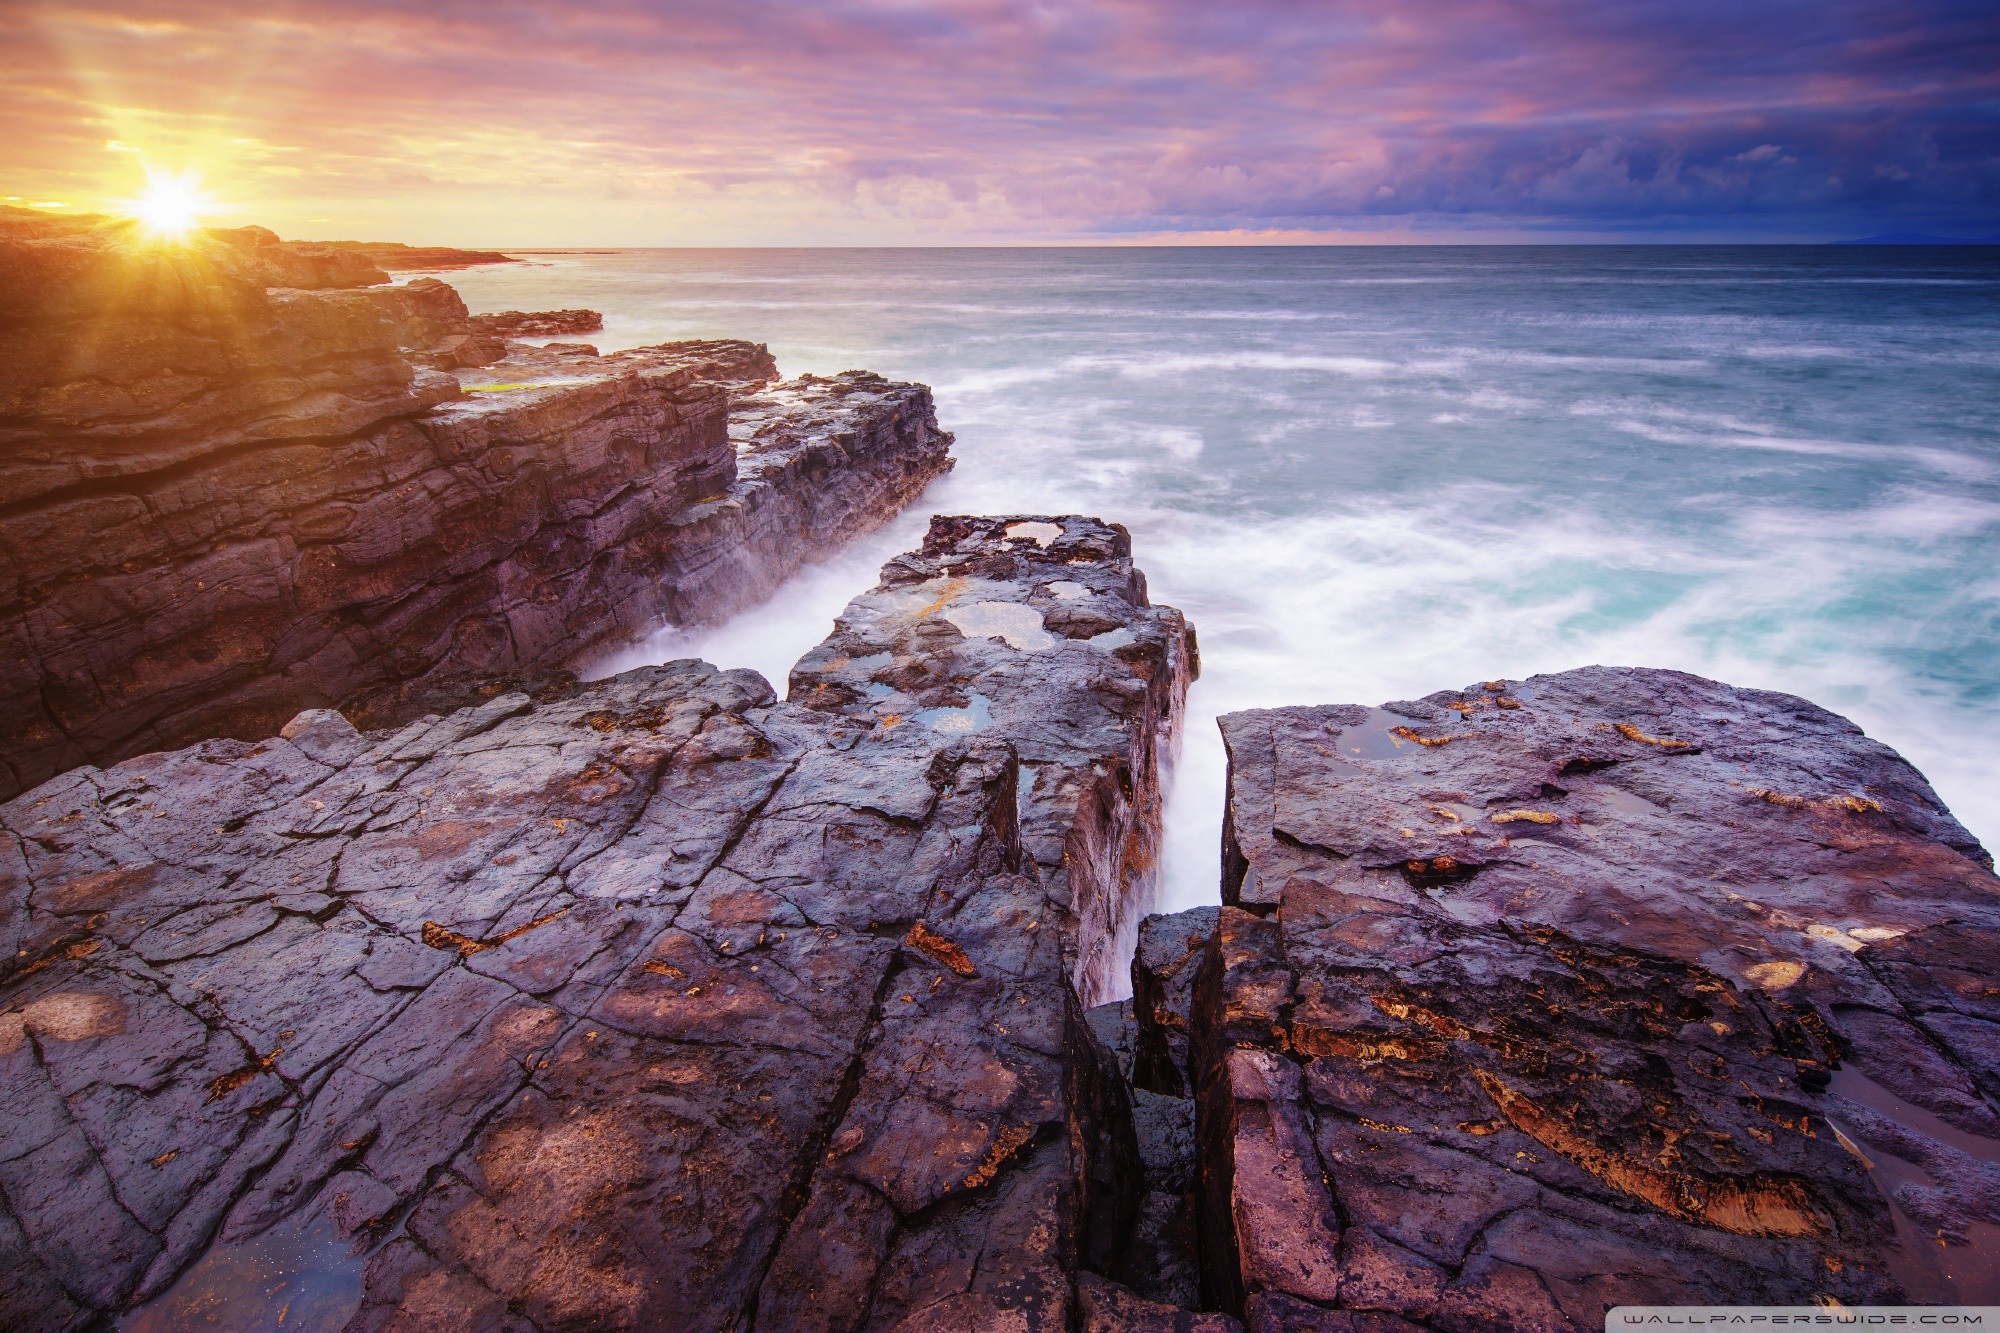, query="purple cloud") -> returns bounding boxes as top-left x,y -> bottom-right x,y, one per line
2,0 -> 1994,241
